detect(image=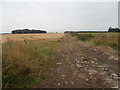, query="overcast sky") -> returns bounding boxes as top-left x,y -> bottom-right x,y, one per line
1,2 -> 118,33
